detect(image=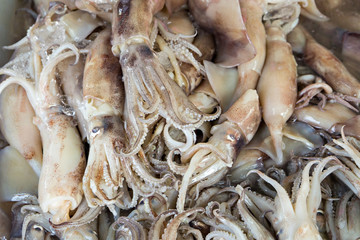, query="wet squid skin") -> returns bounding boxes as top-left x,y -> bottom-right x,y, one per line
0,45 -> 43,177
257,24 -> 297,165
294,102 -> 357,132
81,28 -> 125,208
232,0 -> 266,103
189,0 -> 256,68
111,0 -> 219,156
316,0 -> 360,33
0,85 -> 42,176
301,25 -> 360,98
36,75 -> 86,225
